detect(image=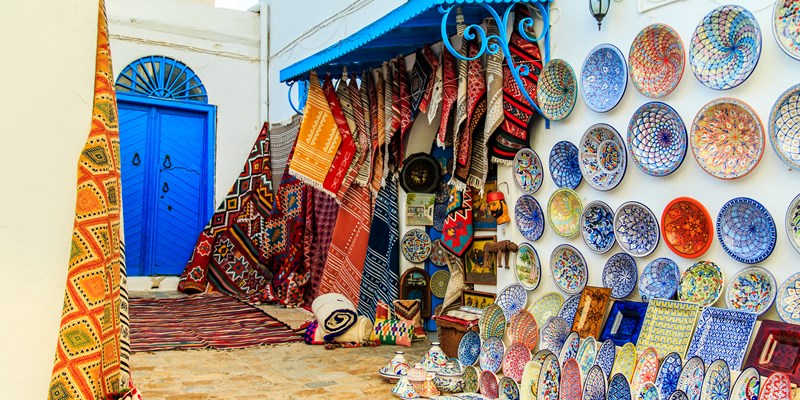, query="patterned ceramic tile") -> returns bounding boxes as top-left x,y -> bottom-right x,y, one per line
637,299 -> 700,359
687,307 -> 757,370
743,320 -> 800,386
601,300 -> 649,346
571,287 -> 612,339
